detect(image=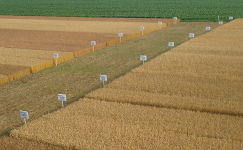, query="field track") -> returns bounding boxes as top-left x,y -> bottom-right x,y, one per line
10,19 -> 243,149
